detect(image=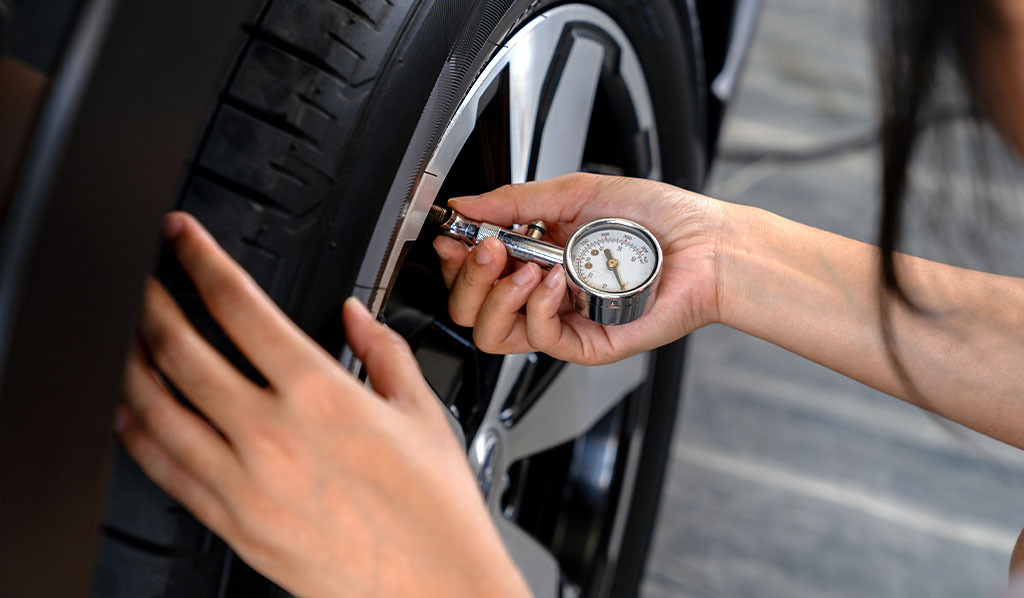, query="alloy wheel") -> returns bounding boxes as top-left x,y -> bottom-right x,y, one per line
351,5 -> 661,595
